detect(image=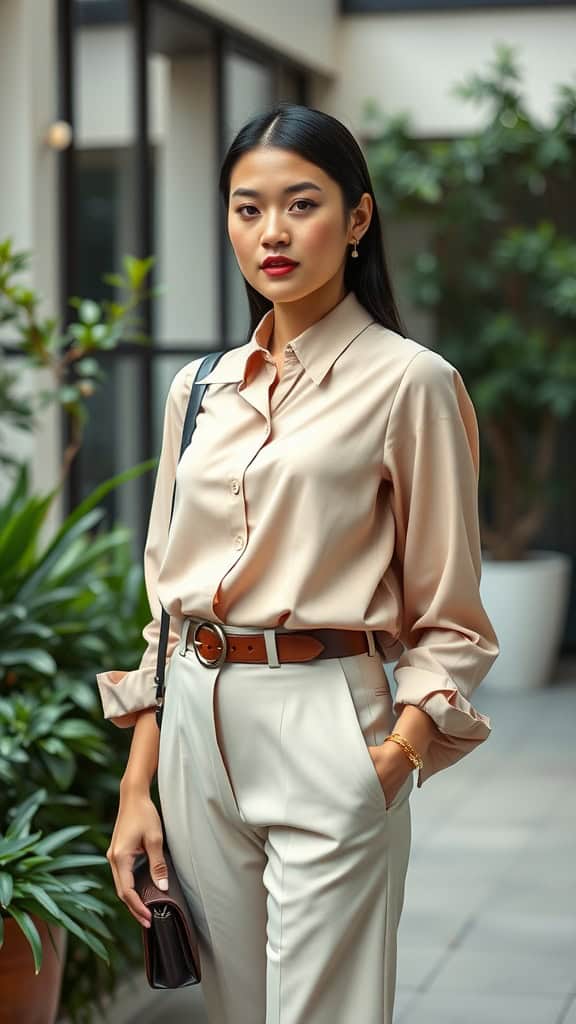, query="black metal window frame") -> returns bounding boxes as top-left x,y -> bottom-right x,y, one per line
57,0 -> 309,538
